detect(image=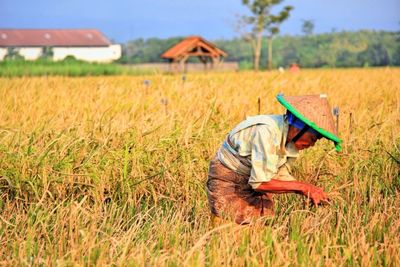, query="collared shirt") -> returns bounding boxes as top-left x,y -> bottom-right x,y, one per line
217,115 -> 299,189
